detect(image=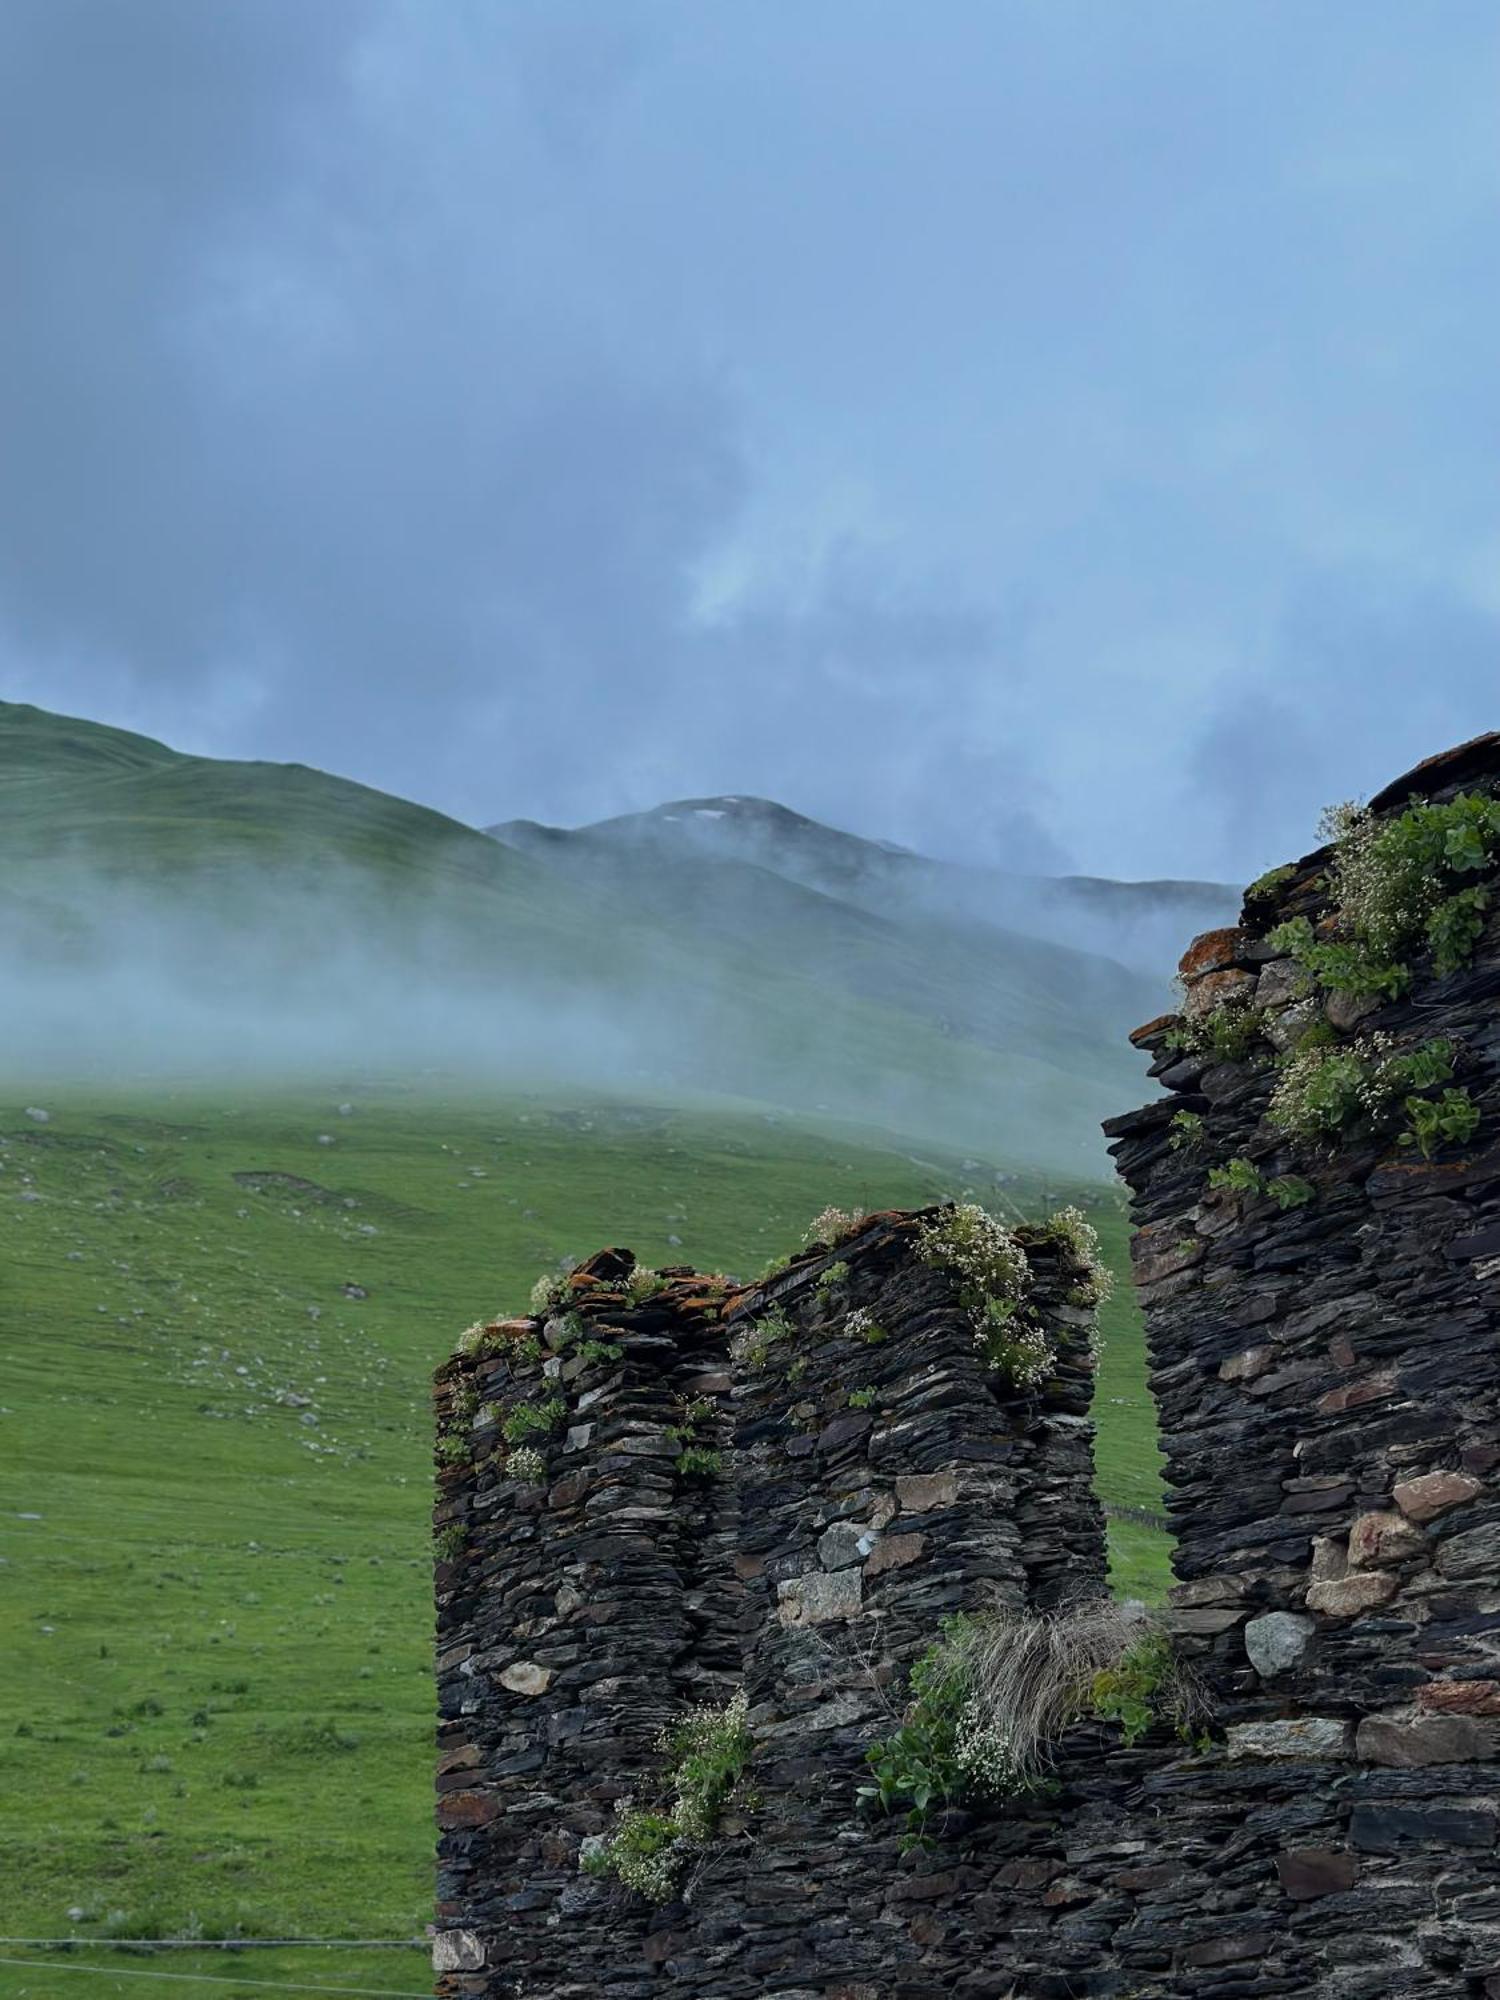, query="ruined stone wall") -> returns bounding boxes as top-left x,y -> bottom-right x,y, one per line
434,734 -> 1500,2000
1100,734 -> 1500,1996
433,1212 -> 1108,1998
